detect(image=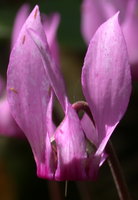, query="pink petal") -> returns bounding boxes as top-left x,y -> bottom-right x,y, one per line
81,113 -> 98,146
122,0 -> 138,65
0,96 -> 23,137
28,28 -> 68,111
42,13 -> 60,66
11,4 -> 30,48
110,0 -> 128,21
36,133 -> 56,180
82,13 -> 131,155
54,103 -> 87,180
36,91 -> 56,179
7,6 -> 52,164
0,77 -> 23,137
81,0 -> 116,44
0,76 -> 5,96
46,90 -> 56,139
